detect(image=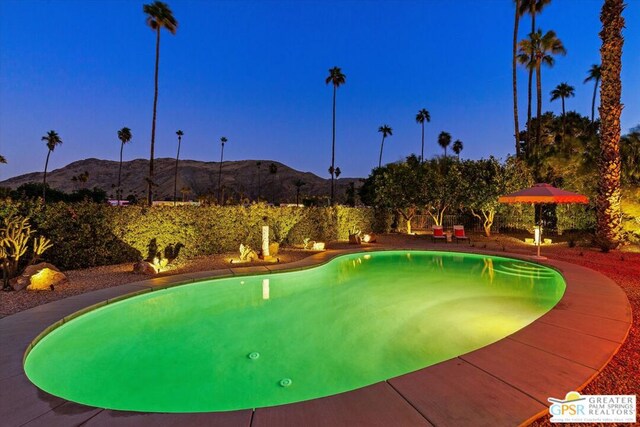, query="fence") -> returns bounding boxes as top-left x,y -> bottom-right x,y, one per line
411,213 -> 534,233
